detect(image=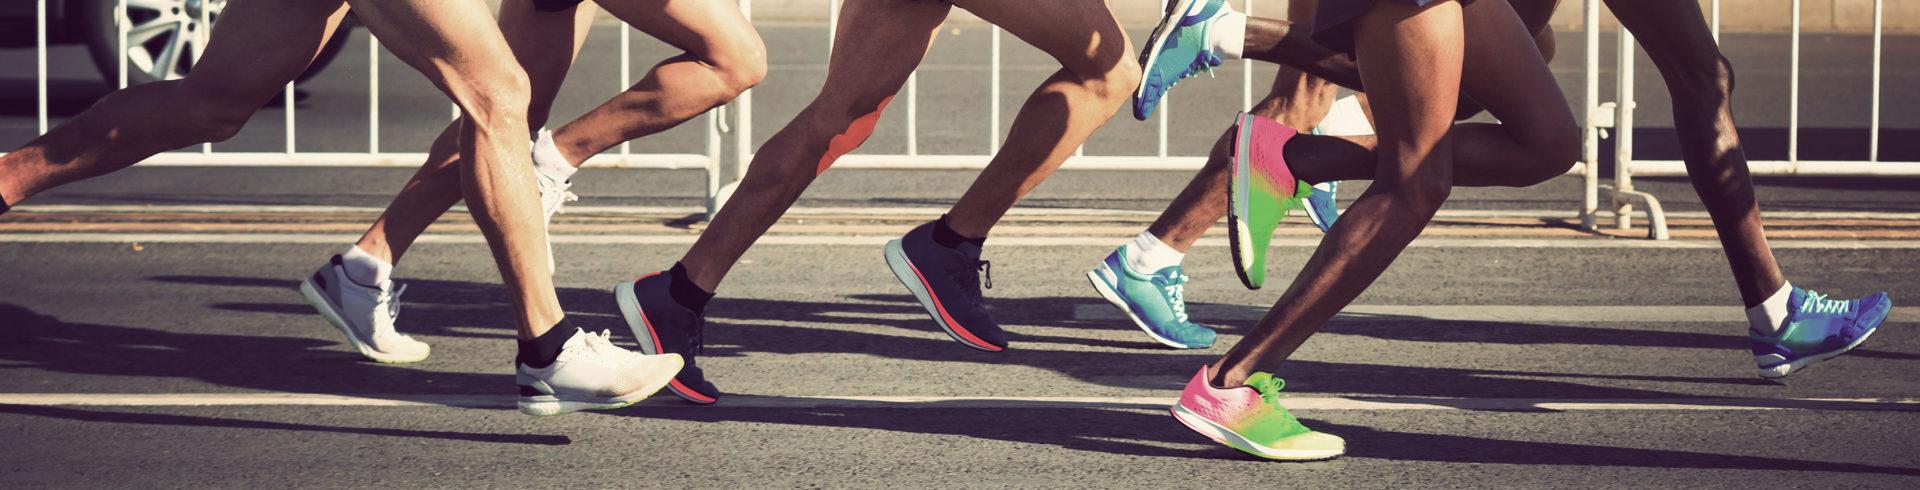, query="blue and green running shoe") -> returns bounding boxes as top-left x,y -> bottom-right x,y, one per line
1134,0 -> 1230,120
1305,181 -> 1339,233
1751,287 -> 1893,378
1086,245 -> 1217,349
